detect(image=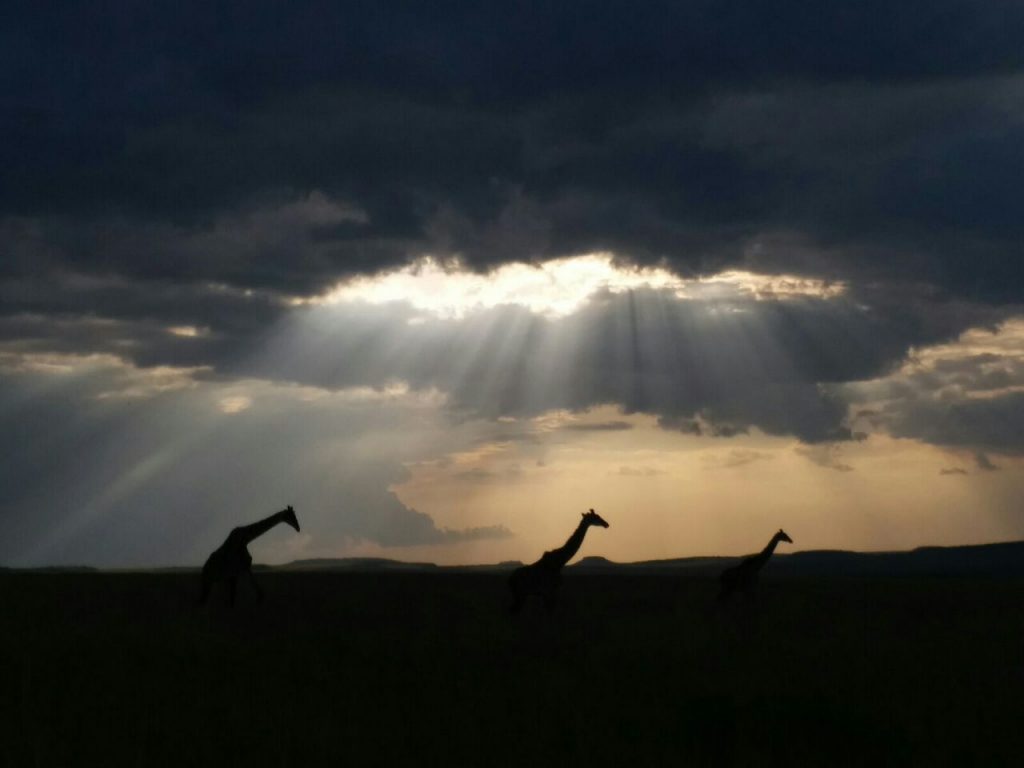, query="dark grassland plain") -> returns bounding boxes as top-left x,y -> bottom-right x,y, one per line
2,571 -> 1024,766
